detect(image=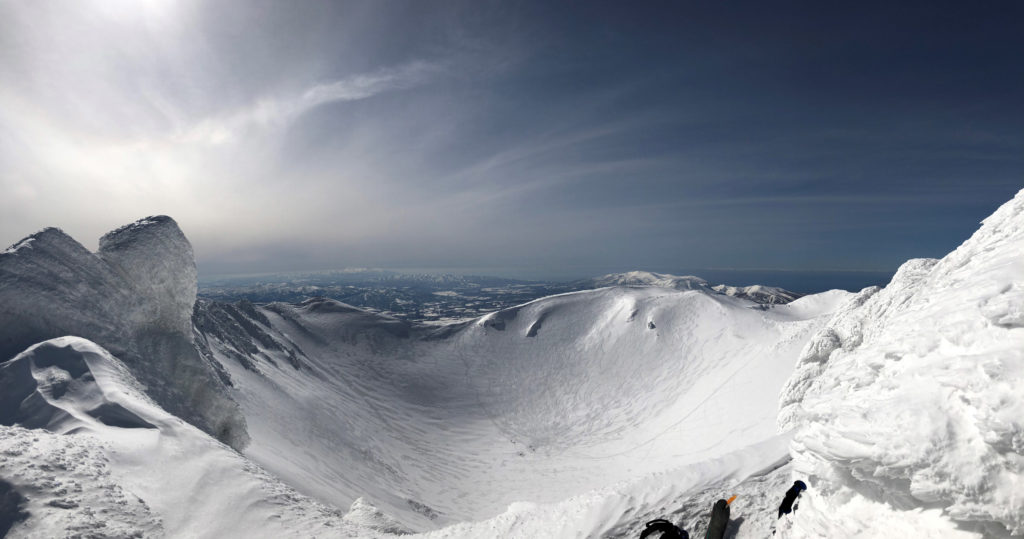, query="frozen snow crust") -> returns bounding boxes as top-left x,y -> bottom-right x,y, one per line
779,189 -> 1024,537
0,216 -> 247,449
